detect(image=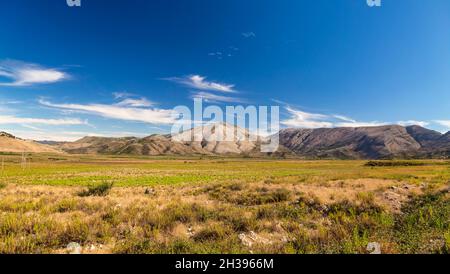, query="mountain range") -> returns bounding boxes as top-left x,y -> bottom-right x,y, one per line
1,124 -> 449,159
